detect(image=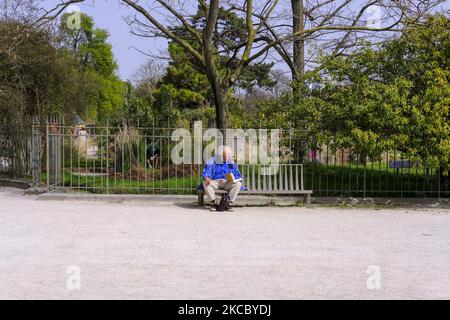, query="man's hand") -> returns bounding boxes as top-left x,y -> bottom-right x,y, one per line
204,177 -> 211,185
